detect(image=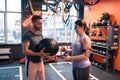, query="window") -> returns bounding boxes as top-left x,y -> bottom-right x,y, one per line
7,0 -> 21,12
0,13 -> 5,43
7,13 -> 21,43
0,0 -> 21,44
0,0 -> 5,11
42,4 -> 77,43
